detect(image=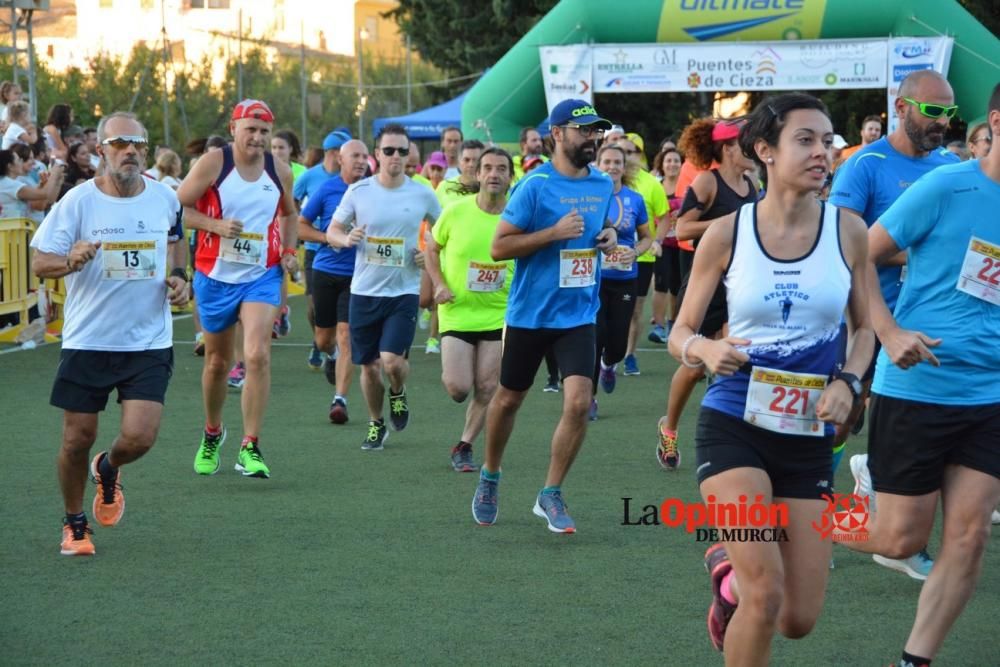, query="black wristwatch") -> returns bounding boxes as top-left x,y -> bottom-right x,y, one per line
833,372 -> 862,402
